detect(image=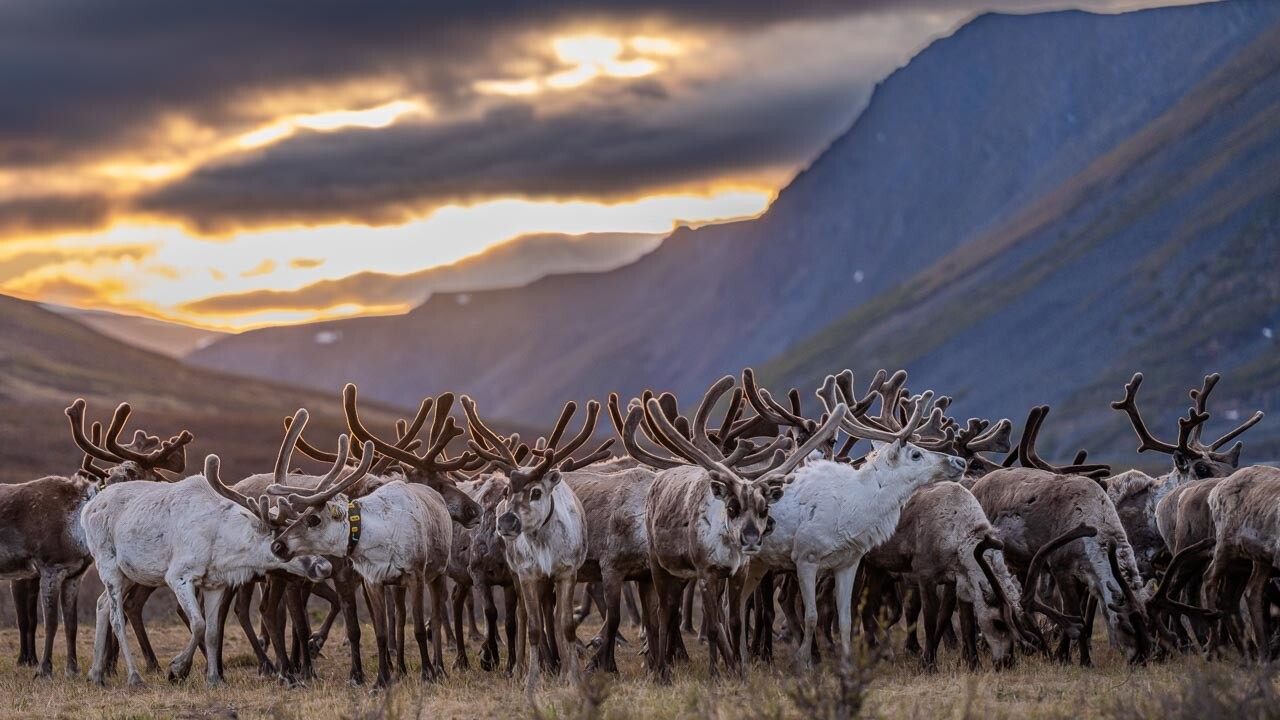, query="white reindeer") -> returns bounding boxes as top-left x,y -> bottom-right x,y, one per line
81,449 -> 356,687
736,371 -> 966,669
461,395 -> 611,693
